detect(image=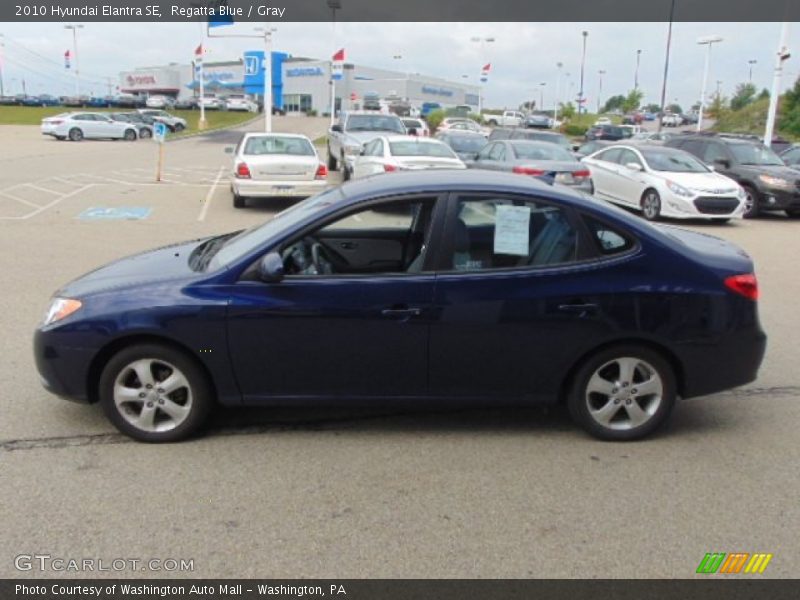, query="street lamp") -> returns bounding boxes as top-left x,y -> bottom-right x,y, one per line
597,70 -> 606,113
696,34 -> 723,132
327,0 -> 341,125
656,0 -> 676,134
0,34 -> 5,97
553,62 -> 563,128
578,31 -> 588,114
254,27 -> 277,133
635,49 -> 642,90
64,24 -> 84,96
470,35 -> 495,114
539,82 -> 546,112
748,59 -> 757,82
